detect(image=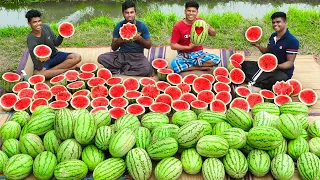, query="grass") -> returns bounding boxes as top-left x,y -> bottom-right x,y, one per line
0,8 -> 319,78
